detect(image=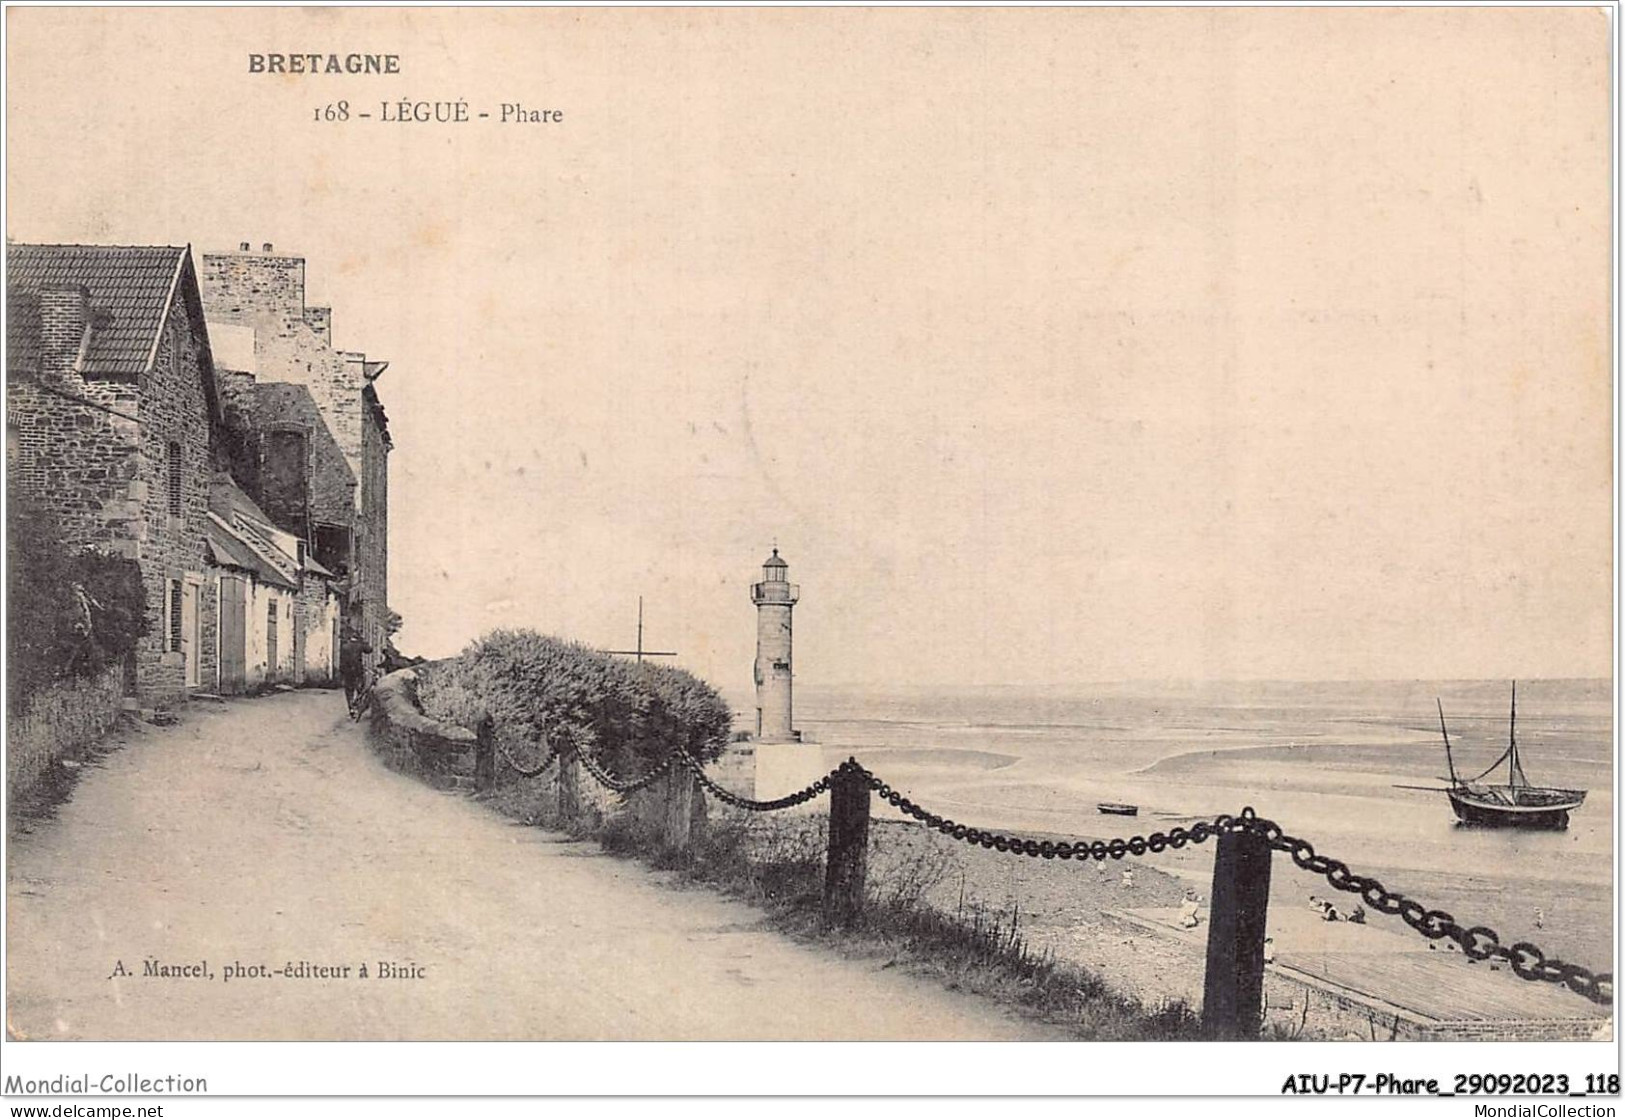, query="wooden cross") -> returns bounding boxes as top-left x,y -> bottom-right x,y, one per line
602,596 -> 677,664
